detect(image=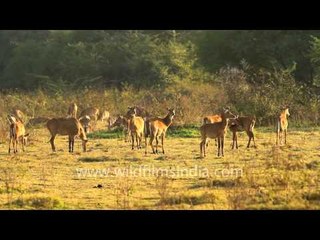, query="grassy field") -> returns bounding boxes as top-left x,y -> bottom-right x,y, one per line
1,122 -> 320,210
